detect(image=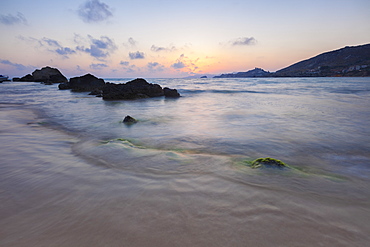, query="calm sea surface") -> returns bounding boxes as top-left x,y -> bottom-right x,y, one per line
1,77 -> 370,246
